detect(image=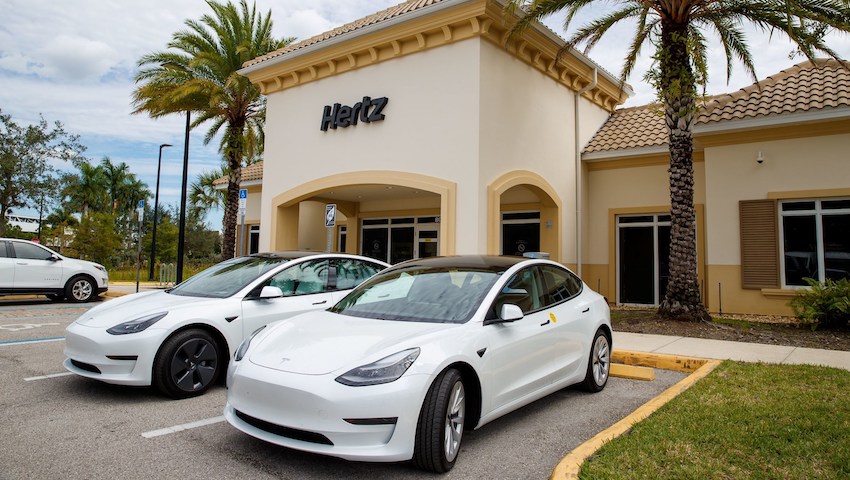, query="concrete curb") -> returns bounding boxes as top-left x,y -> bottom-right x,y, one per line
549,351 -> 721,480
